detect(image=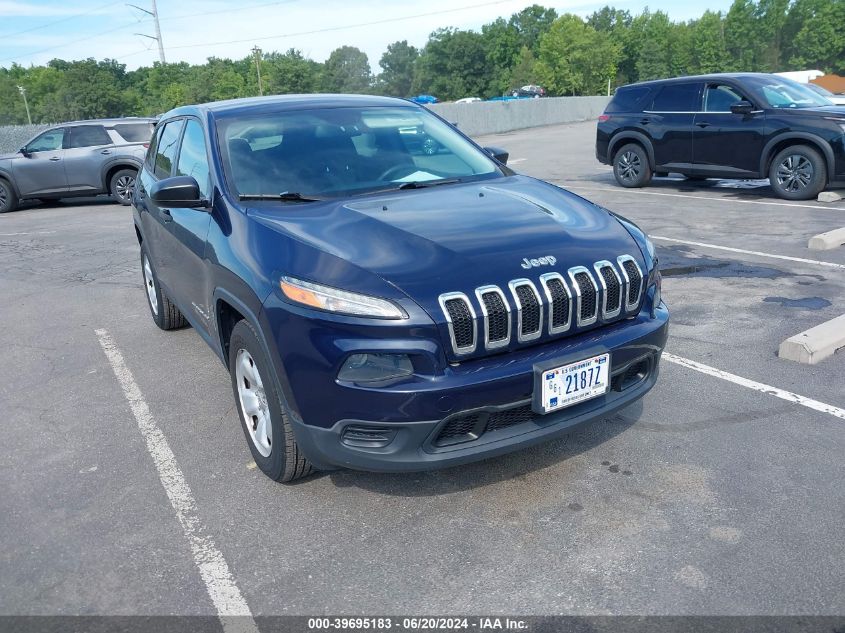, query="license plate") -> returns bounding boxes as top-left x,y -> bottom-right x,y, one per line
540,353 -> 610,413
